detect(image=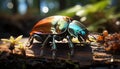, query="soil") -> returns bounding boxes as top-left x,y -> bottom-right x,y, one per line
0,35 -> 120,69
